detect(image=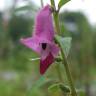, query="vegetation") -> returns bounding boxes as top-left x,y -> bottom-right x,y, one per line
0,0 -> 96,96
